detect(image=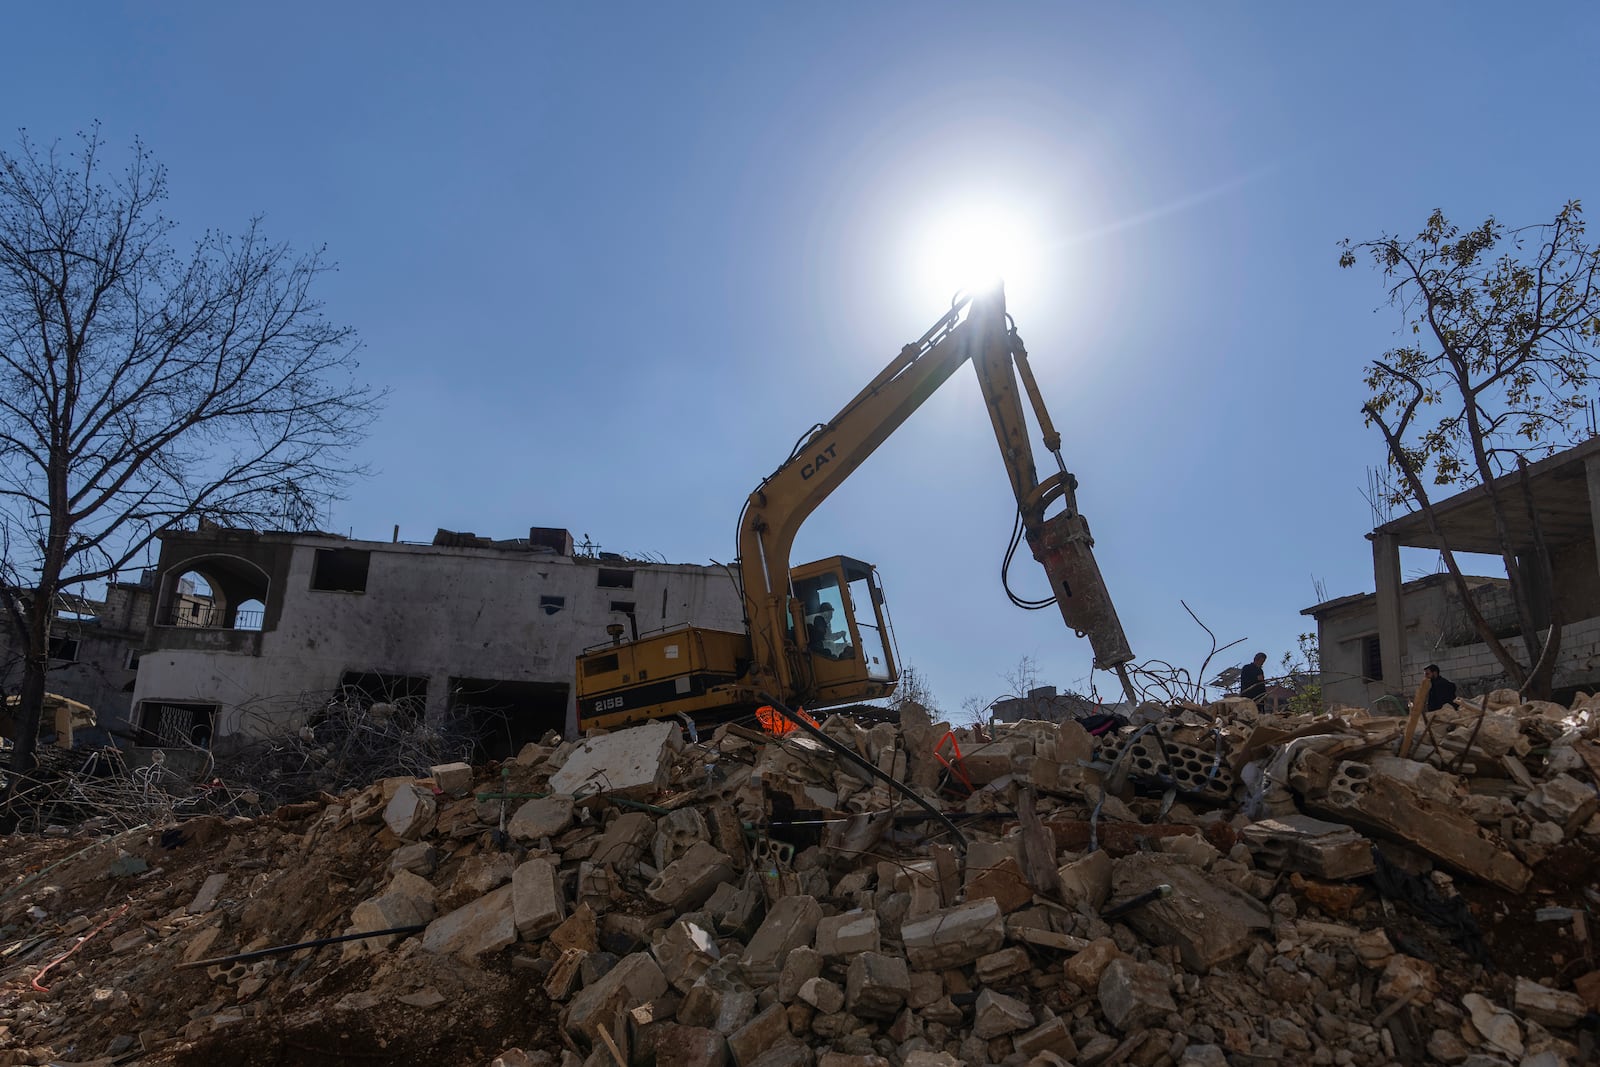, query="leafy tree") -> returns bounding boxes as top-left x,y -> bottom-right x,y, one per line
0,126 -> 382,775
1341,202 -> 1600,698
